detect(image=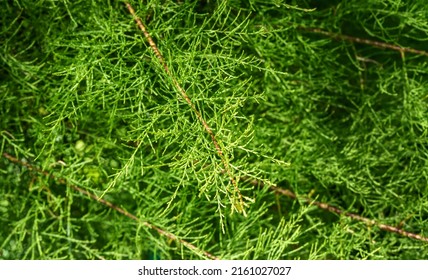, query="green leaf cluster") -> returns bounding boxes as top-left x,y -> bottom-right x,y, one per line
1,0 -> 428,259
